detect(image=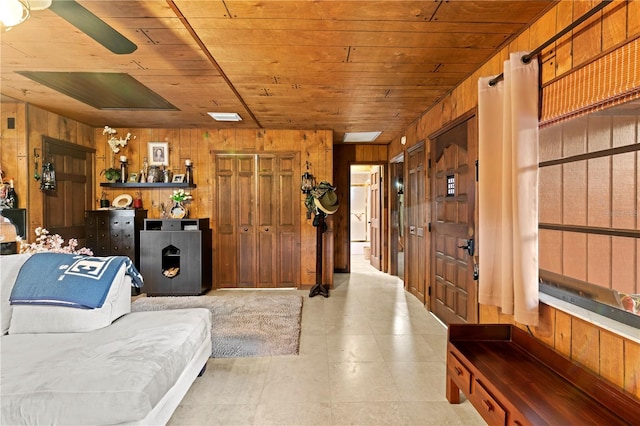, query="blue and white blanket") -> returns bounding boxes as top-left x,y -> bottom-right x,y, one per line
9,253 -> 144,309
